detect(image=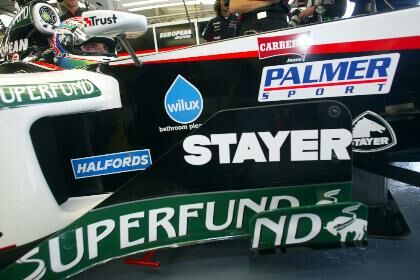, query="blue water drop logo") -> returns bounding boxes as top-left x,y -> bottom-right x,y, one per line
164,75 -> 203,124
